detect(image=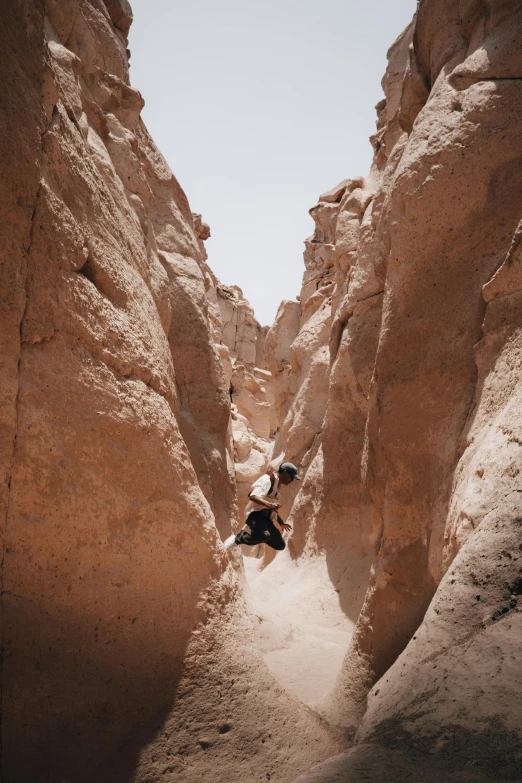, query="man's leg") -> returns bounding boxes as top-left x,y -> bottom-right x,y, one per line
265,520 -> 286,551
235,511 -> 271,546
